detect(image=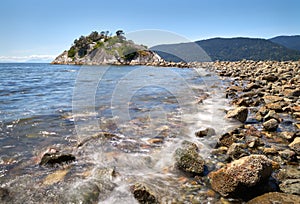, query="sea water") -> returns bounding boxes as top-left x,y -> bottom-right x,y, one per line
0,63 -> 238,203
